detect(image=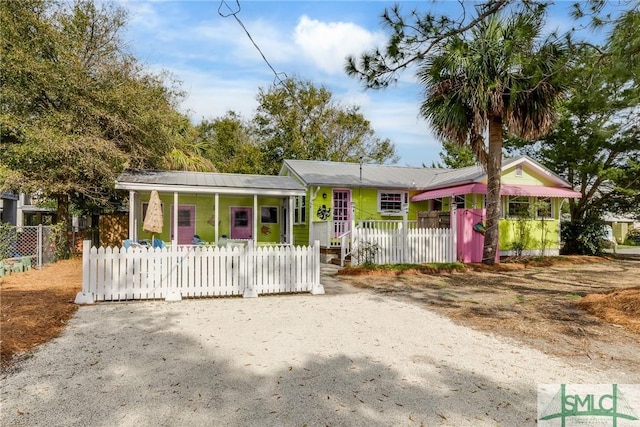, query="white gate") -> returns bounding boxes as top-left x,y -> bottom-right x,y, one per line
76,240 -> 323,303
